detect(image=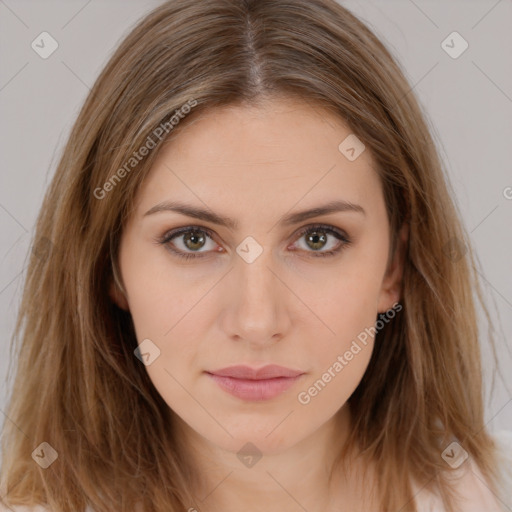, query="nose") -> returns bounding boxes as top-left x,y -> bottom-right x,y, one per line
219,247 -> 292,348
